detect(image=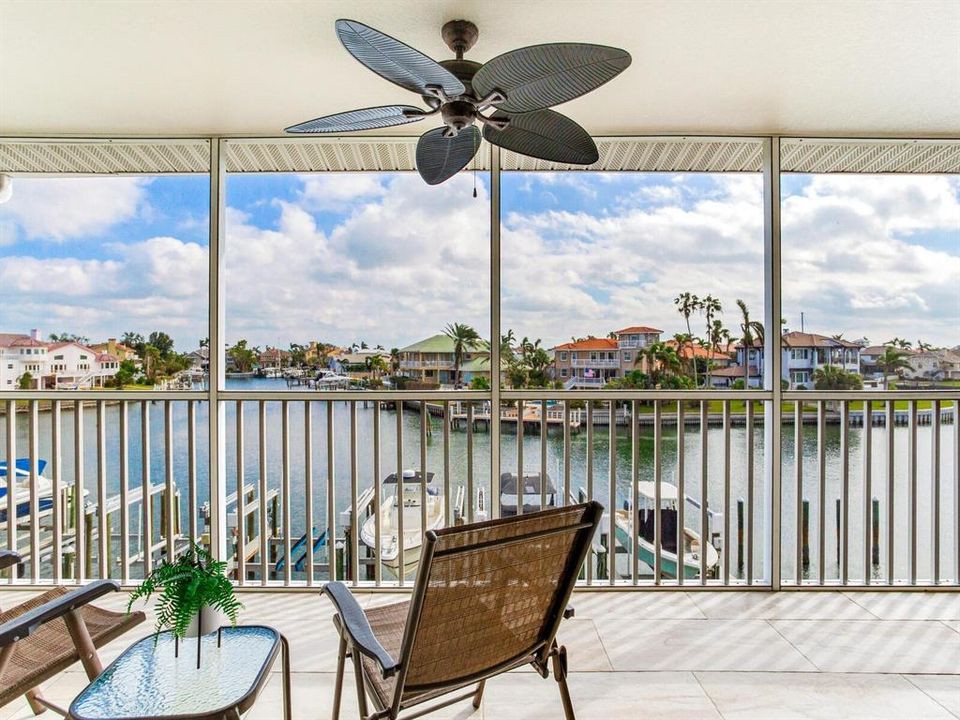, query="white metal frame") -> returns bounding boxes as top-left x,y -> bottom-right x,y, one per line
1,133 -> 958,592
